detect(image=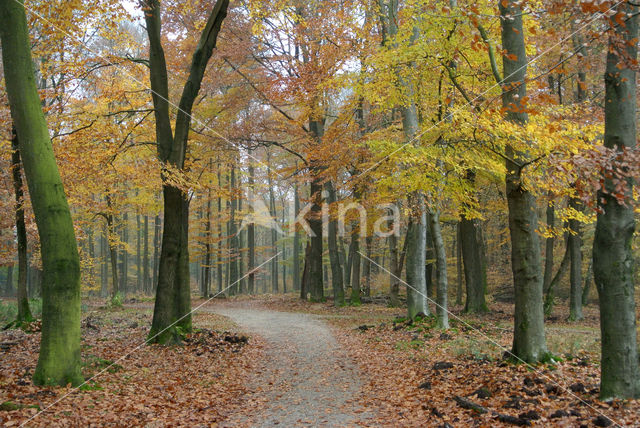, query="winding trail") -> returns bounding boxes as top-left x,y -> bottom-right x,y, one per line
208,303 -> 368,427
